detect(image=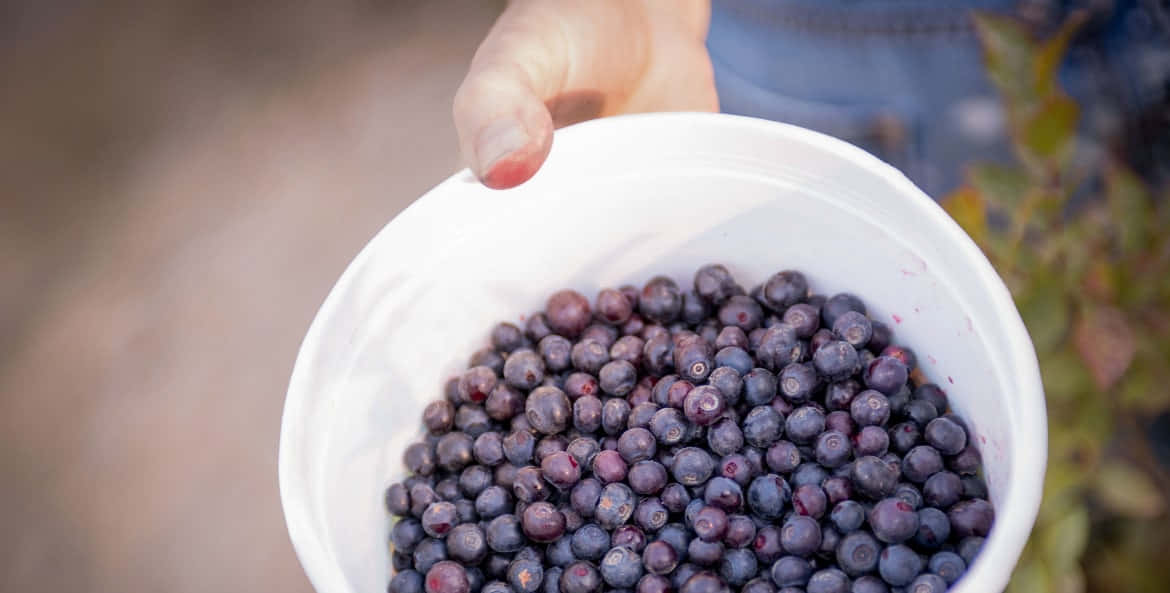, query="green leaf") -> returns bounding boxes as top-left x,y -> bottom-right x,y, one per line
1040,347 -> 1094,403
1017,268 -> 1070,354
943,185 -> 989,244
968,163 -> 1031,210
1008,557 -> 1052,593
1094,462 -> 1166,519
1106,163 -> 1153,256
1042,505 -> 1090,571
1035,12 -> 1088,97
973,13 -> 1037,108
1023,95 -> 1079,164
